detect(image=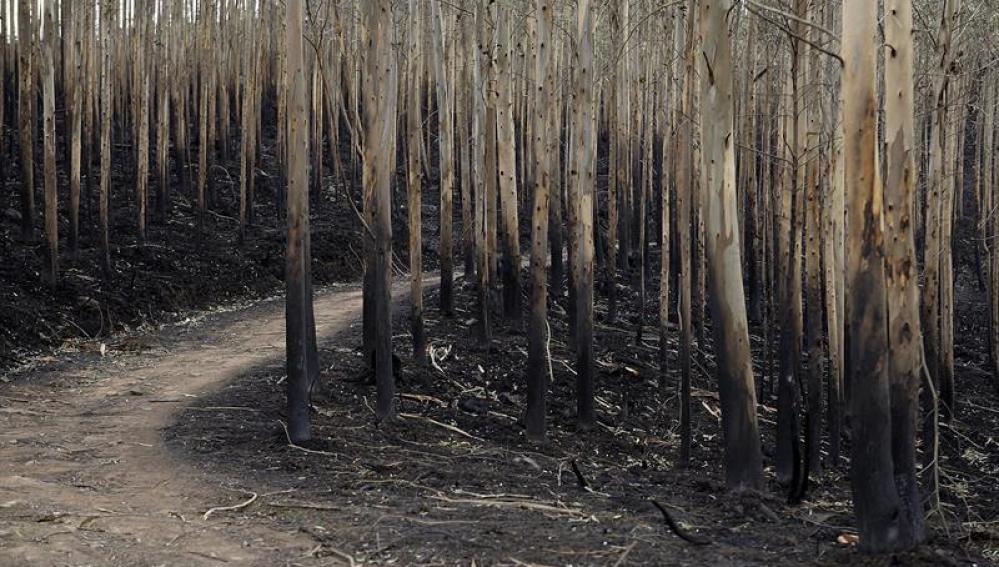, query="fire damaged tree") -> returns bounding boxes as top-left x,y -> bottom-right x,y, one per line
525,0 -> 555,439
573,0 -> 596,430
362,0 -> 397,421
98,0 -> 113,277
284,0 -> 319,444
842,0 -> 909,552
496,4 -> 521,321
406,0 -> 426,365
17,0 -> 34,242
430,0 -> 455,316
698,0 -> 764,492
883,0 -> 926,547
42,0 -> 57,287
